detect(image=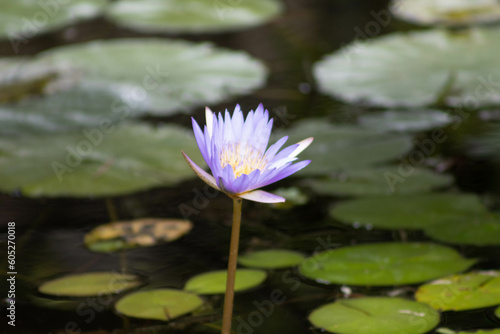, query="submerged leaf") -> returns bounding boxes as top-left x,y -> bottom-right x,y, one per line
85,218 -> 193,252
239,249 -> 305,269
